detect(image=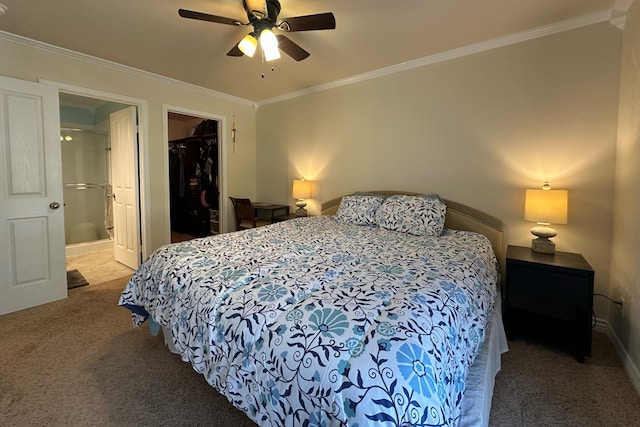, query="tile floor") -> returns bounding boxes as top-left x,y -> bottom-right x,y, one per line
66,247 -> 134,285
